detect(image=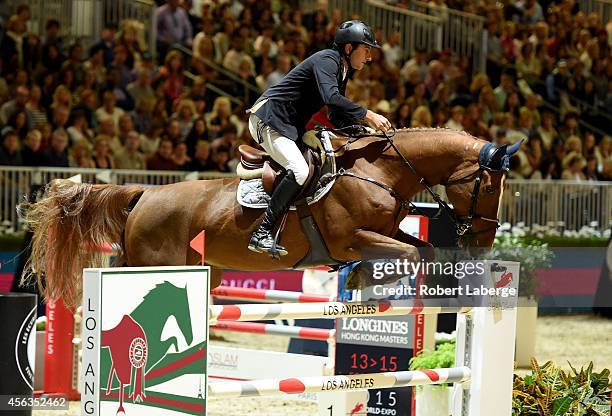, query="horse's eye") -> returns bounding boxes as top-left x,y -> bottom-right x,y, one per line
485,185 -> 496,194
